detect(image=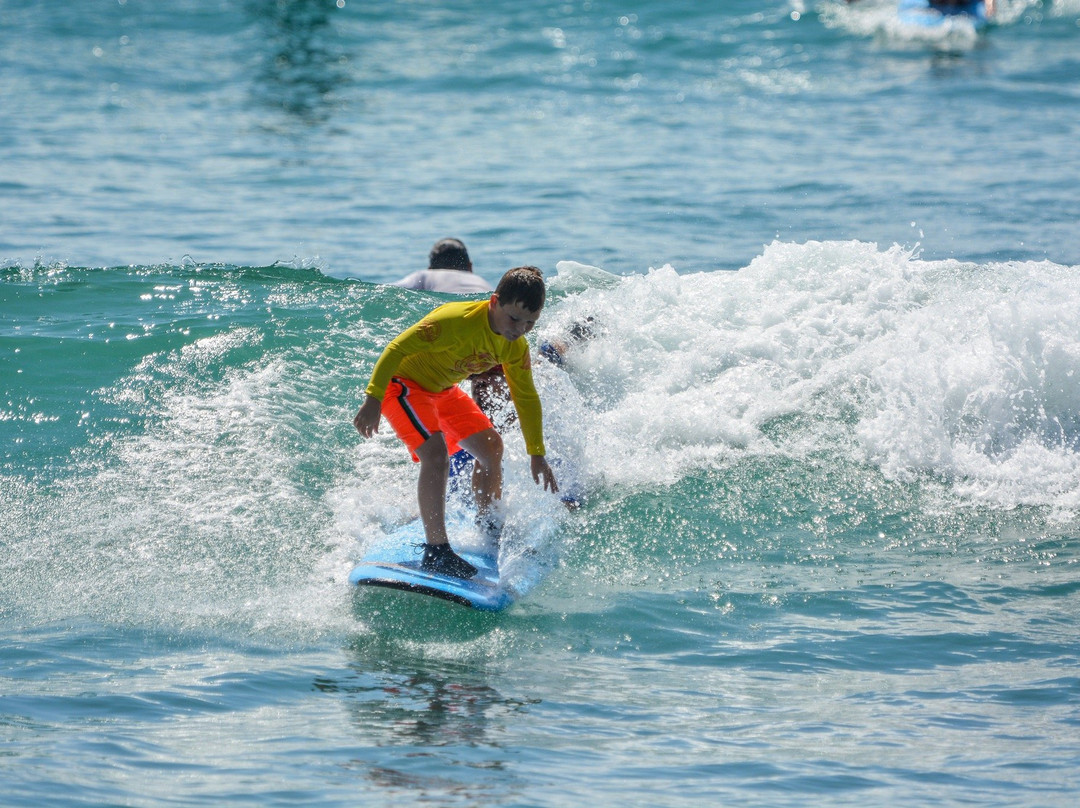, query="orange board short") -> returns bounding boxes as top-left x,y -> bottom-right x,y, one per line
381,377 -> 493,461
